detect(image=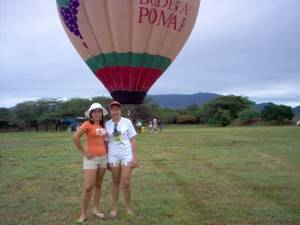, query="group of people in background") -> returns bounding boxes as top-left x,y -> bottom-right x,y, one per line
134,118 -> 163,134
148,117 -> 162,133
